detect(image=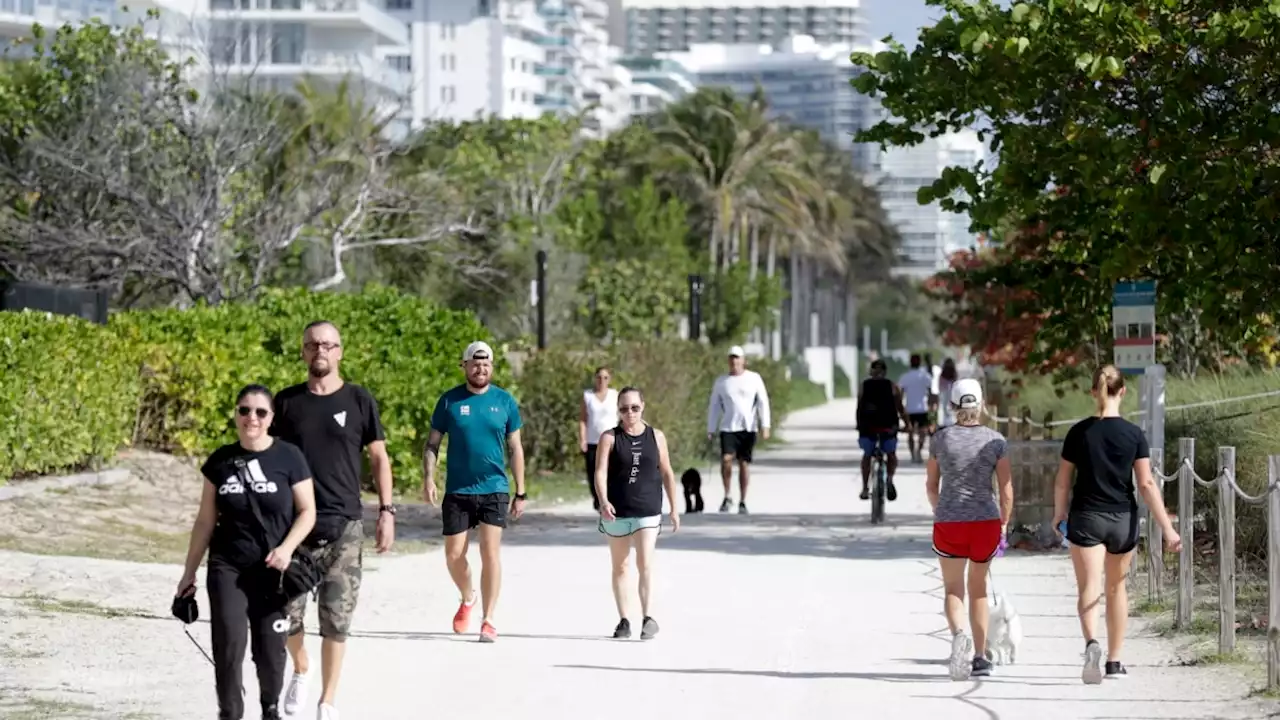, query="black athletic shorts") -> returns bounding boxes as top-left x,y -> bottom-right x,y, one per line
1067,510 -> 1139,555
441,492 -> 510,536
908,412 -> 930,428
719,430 -> 757,463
